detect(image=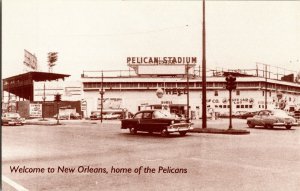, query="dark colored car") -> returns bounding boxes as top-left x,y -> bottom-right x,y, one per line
247,109 -> 298,129
70,112 -> 82,120
121,110 -> 193,137
1,112 -> 26,126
